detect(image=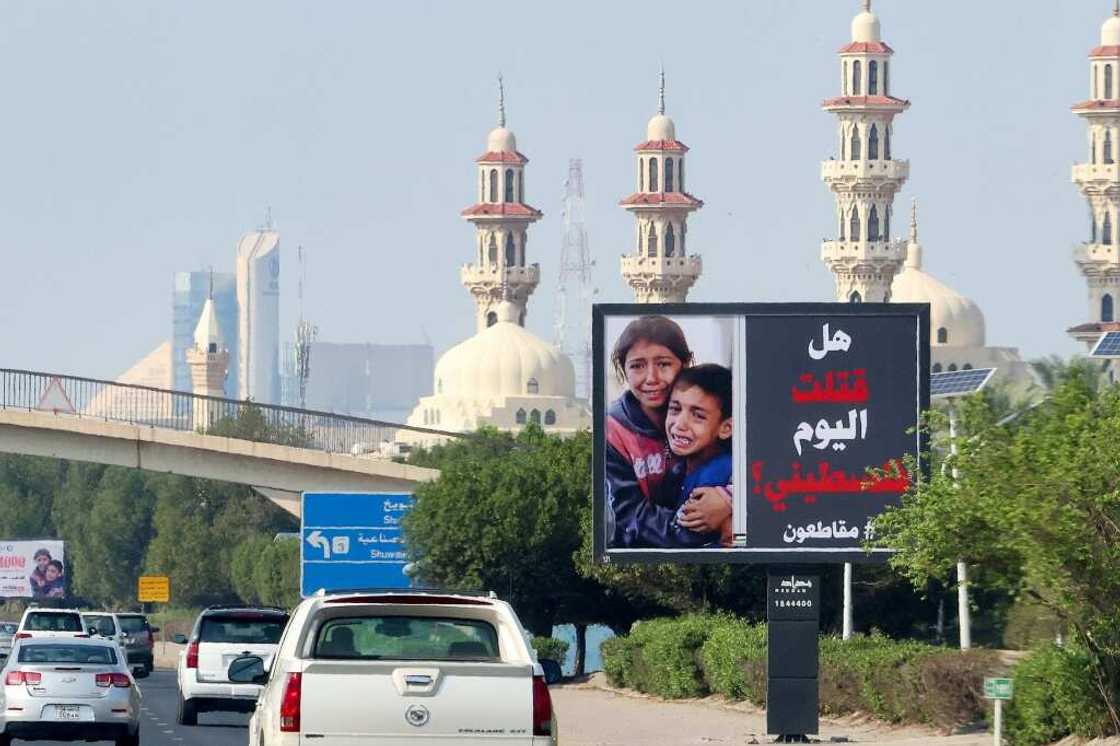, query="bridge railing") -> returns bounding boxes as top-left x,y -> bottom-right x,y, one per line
0,368 -> 459,456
